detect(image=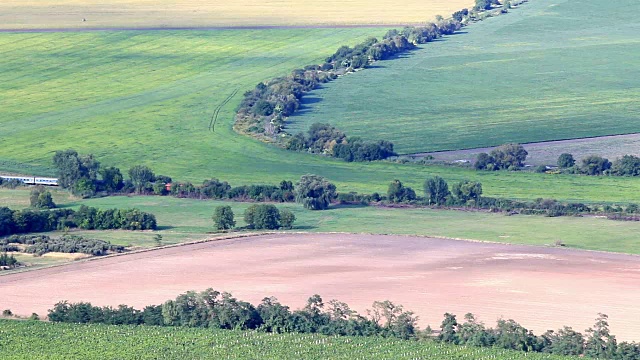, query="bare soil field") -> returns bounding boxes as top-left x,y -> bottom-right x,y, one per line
1,233 -> 639,340
0,0 -> 472,30
413,133 -> 640,167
